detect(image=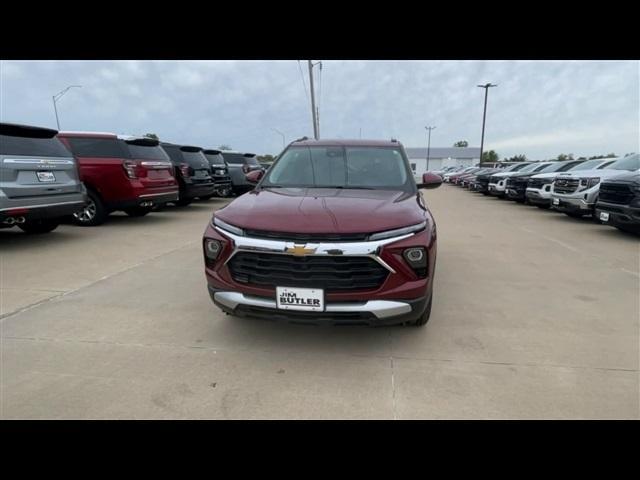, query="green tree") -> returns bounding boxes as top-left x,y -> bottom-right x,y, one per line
556,153 -> 574,161
144,133 -> 159,140
481,150 -> 499,163
257,154 -> 275,163
218,144 -> 232,151
503,154 -> 527,162
453,140 -> 469,147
